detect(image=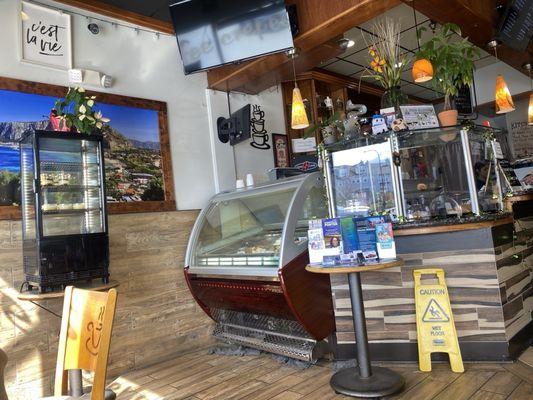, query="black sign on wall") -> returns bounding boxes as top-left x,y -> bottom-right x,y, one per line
455,84 -> 474,116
